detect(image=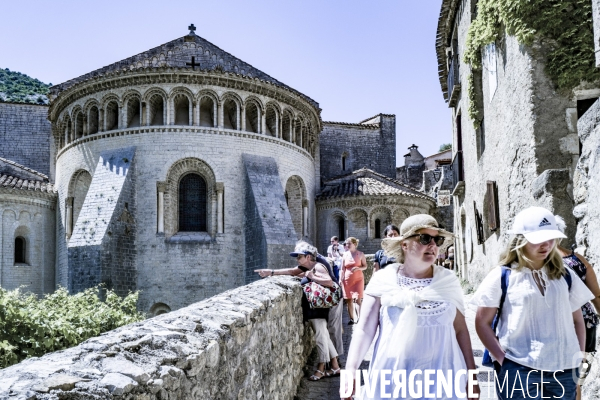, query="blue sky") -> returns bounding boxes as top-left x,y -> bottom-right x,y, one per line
1,0 -> 450,164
